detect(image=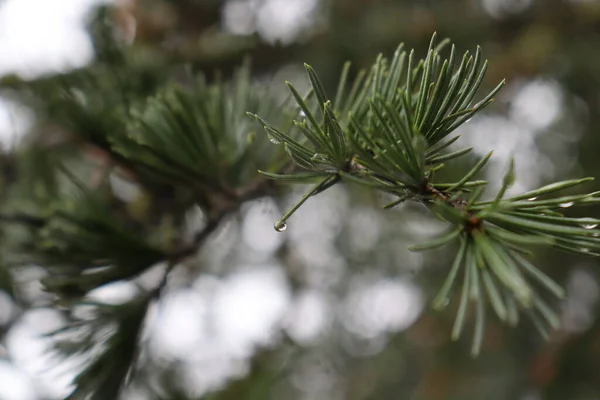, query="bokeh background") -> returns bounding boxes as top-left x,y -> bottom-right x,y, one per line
2,0 -> 600,399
